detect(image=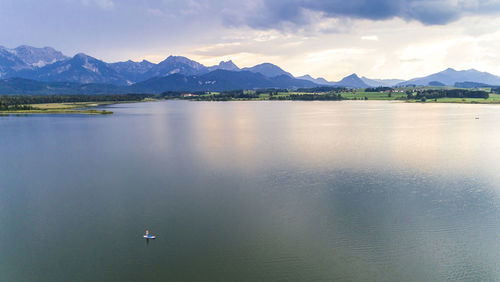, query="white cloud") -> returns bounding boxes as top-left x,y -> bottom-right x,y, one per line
361,35 -> 379,41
